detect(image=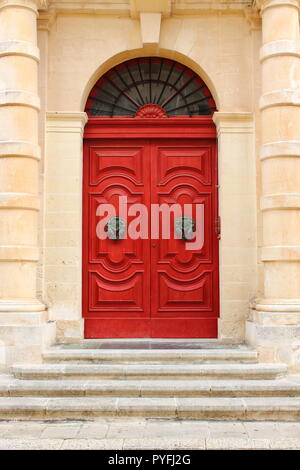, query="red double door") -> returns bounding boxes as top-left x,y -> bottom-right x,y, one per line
83,136 -> 219,338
